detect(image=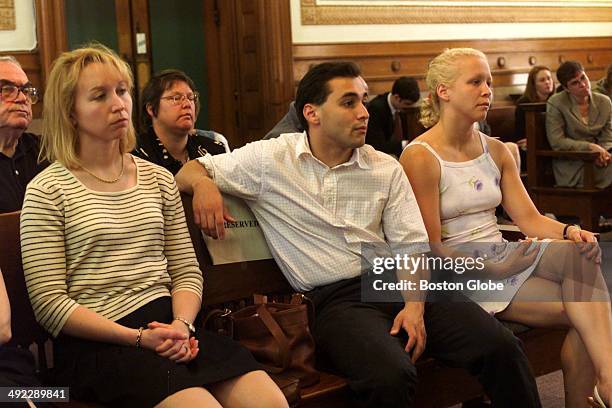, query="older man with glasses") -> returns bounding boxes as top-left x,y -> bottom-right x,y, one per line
0,56 -> 47,213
